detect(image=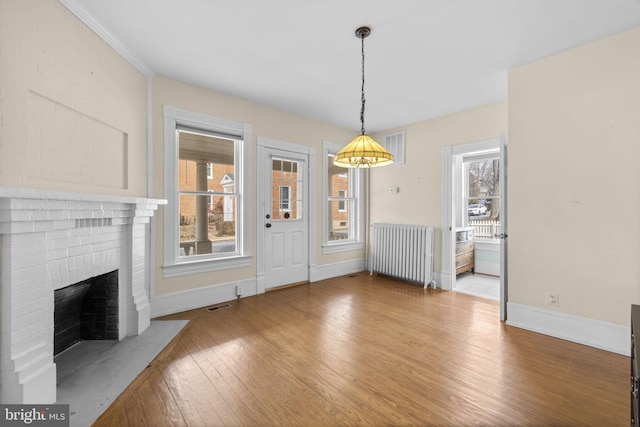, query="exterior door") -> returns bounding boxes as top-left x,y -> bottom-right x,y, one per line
499,134 -> 509,321
263,148 -> 309,289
